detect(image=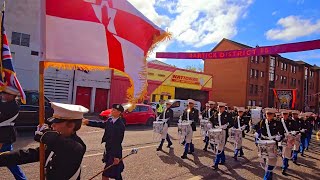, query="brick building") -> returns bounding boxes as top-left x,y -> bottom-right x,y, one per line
204,38 -> 320,112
